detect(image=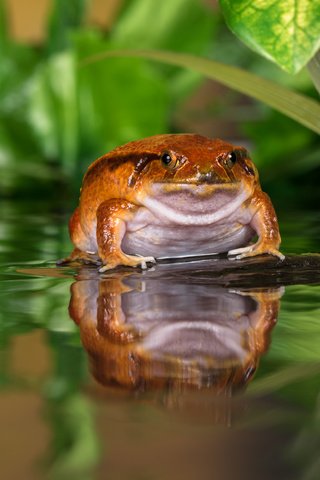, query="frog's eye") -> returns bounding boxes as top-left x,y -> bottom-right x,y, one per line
160,151 -> 178,169
225,151 -> 237,168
